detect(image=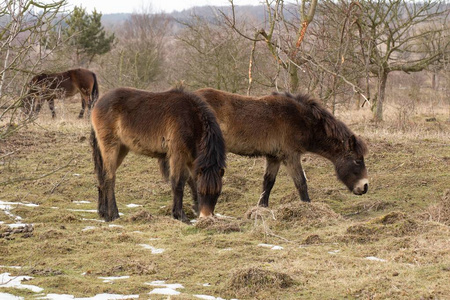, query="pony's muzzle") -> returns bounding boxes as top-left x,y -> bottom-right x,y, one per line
353,178 -> 369,195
